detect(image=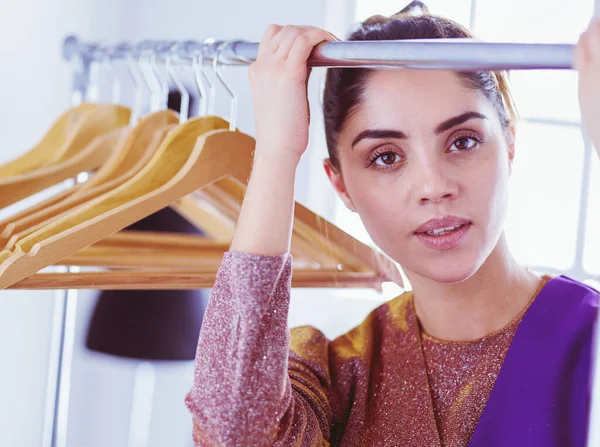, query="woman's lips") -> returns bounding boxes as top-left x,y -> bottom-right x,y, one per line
415,223 -> 471,250
414,215 -> 471,234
